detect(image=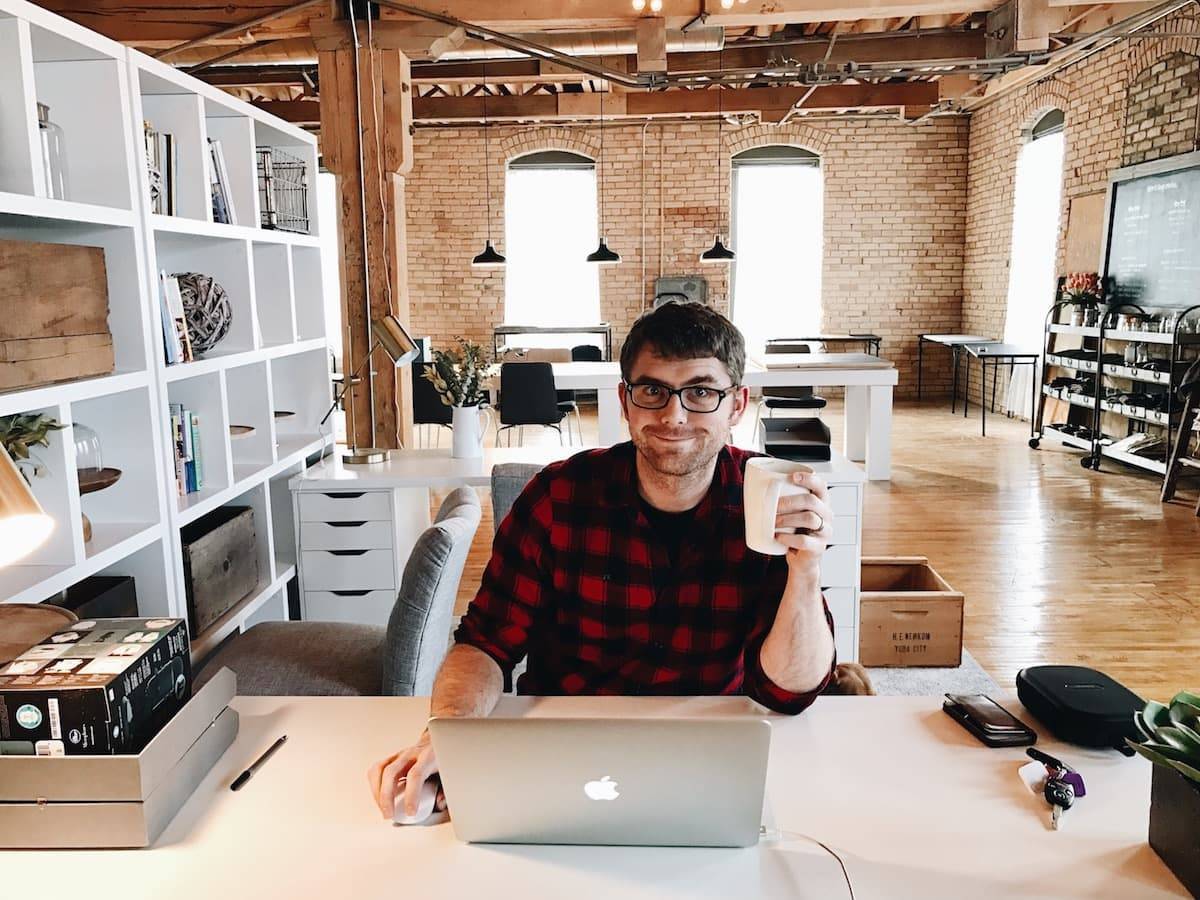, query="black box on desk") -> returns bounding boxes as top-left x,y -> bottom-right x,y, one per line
0,669 -> 237,848
44,574 -> 138,619
0,618 -> 191,755
760,417 -> 832,462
